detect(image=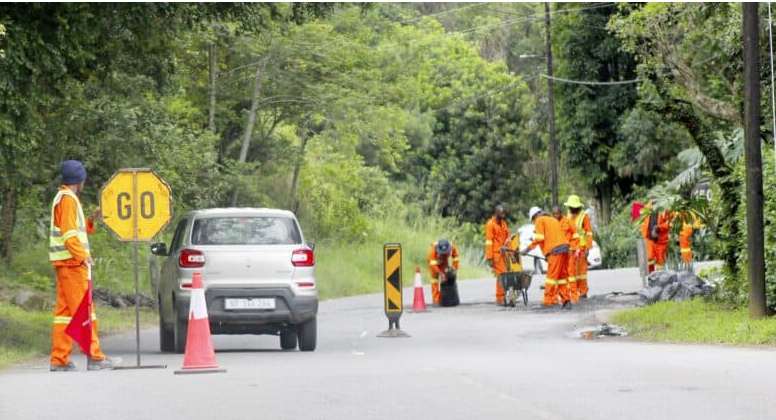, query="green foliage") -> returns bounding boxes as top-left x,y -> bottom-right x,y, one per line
716,148 -> 776,311
596,207 -> 639,269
